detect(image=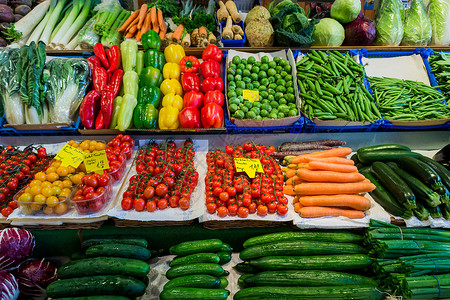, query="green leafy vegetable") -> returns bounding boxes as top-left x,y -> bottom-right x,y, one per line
0,48 -> 24,125
147,0 -> 181,18
374,0 -> 404,45
401,0 -> 432,45
269,0 -> 297,16
428,0 -> 450,45
173,12 -> 216,33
